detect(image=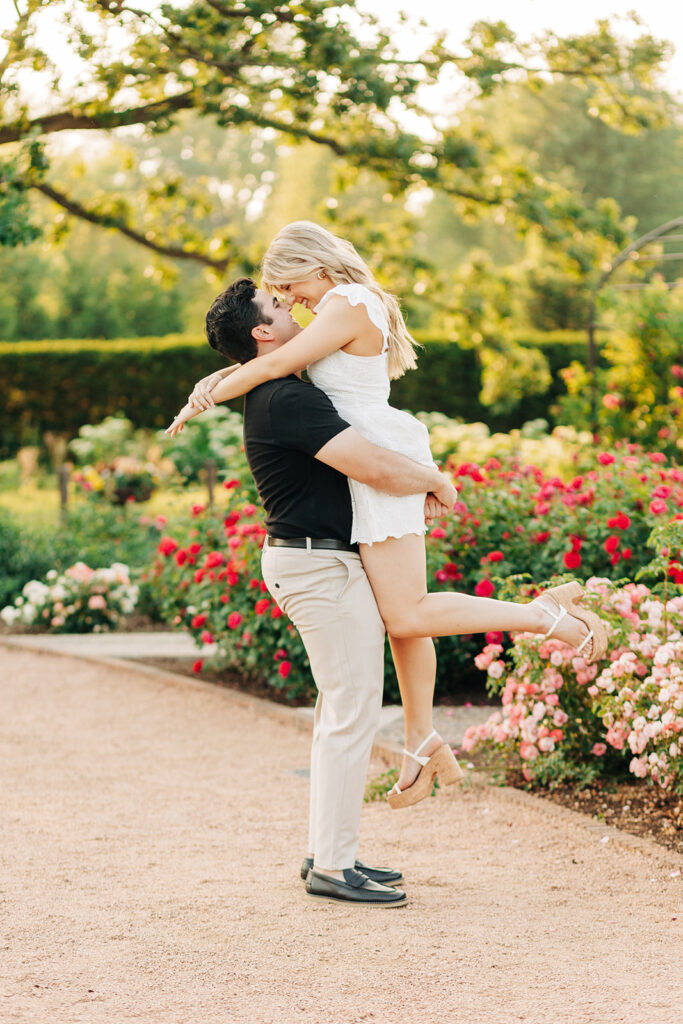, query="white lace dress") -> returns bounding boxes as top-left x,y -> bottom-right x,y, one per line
308,283 -> 435,545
